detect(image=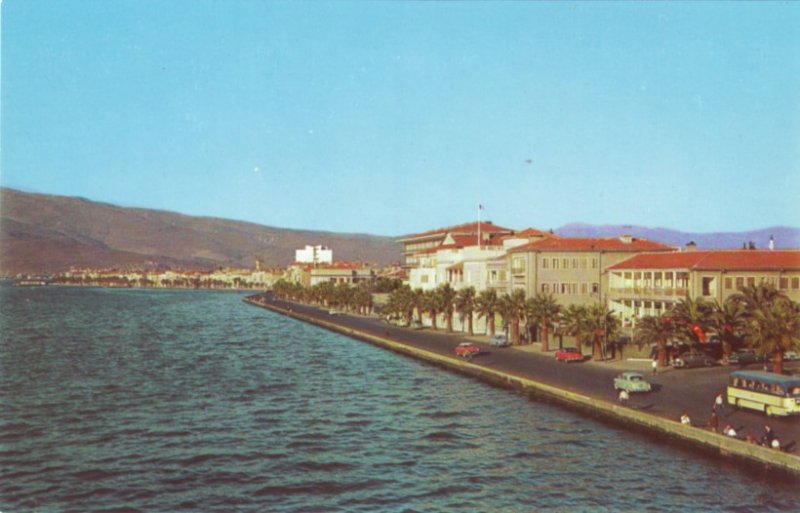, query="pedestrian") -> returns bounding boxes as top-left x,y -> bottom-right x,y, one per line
618,389 -> 629,406
708,410 -> 719,433
761,425 -> 775,447
651,358 -> 658,374
680,412 -> 691,426
713,392 -> 724,412
771,437 -> 781,451
724,424 -> 738,438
